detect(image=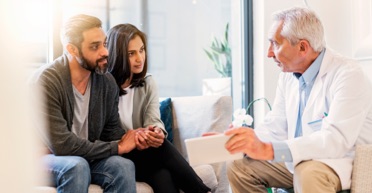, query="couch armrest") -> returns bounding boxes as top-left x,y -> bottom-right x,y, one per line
351,144 -> 372,193
170,95 -> 232,193
170,95 -> 232,159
